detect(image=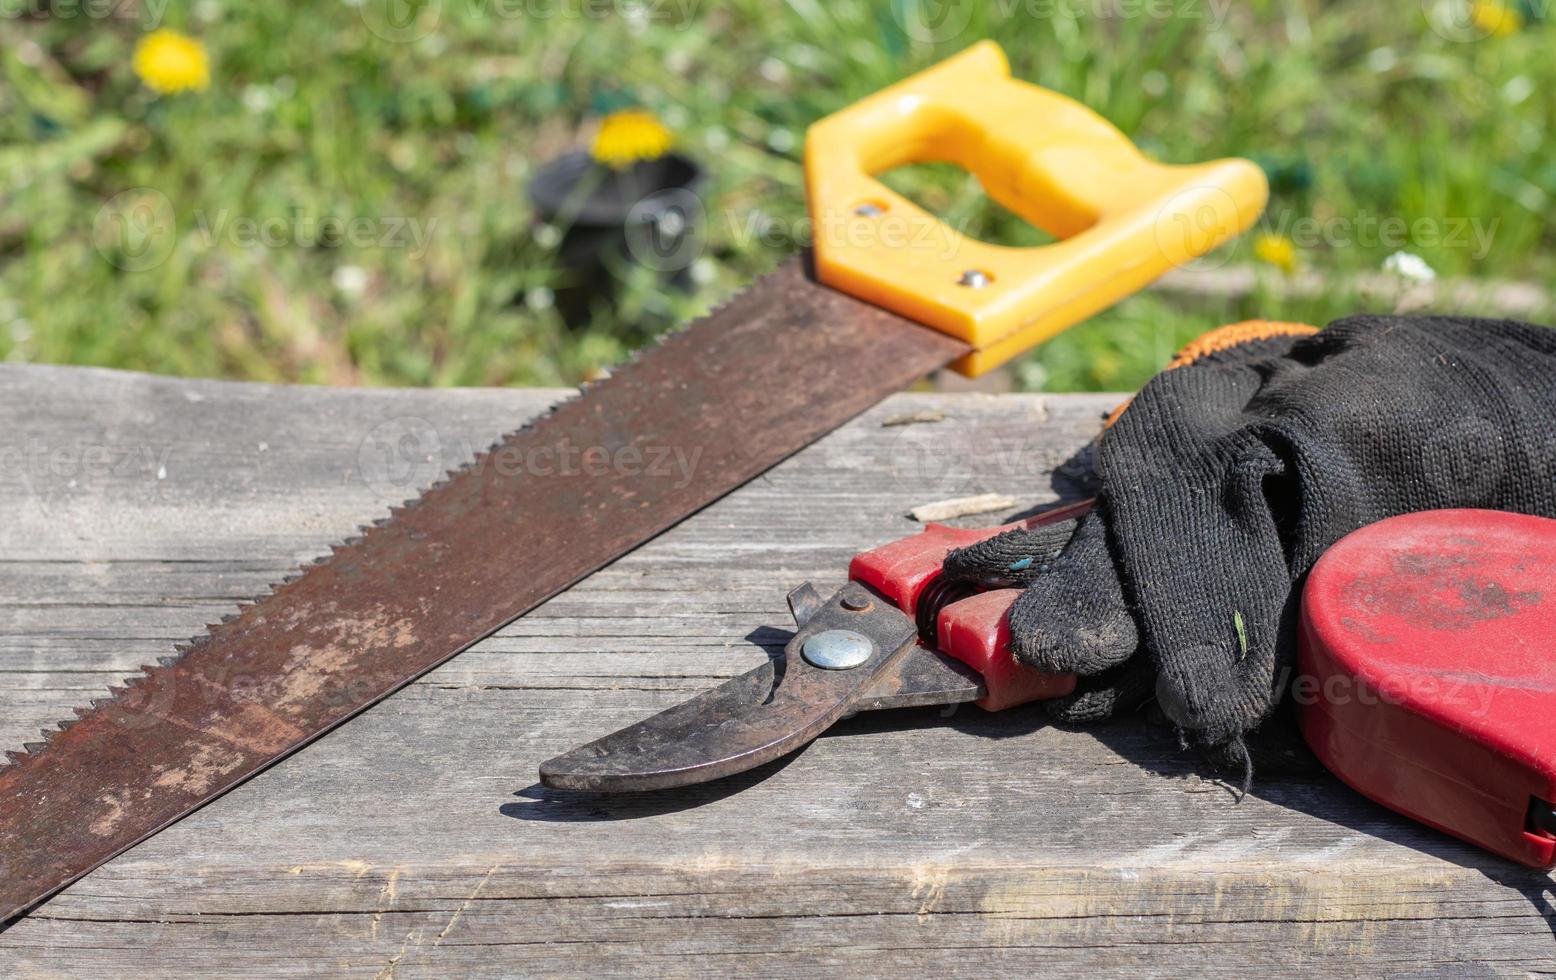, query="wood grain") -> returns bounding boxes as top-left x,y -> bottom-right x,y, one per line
1,364 -> 1551,975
